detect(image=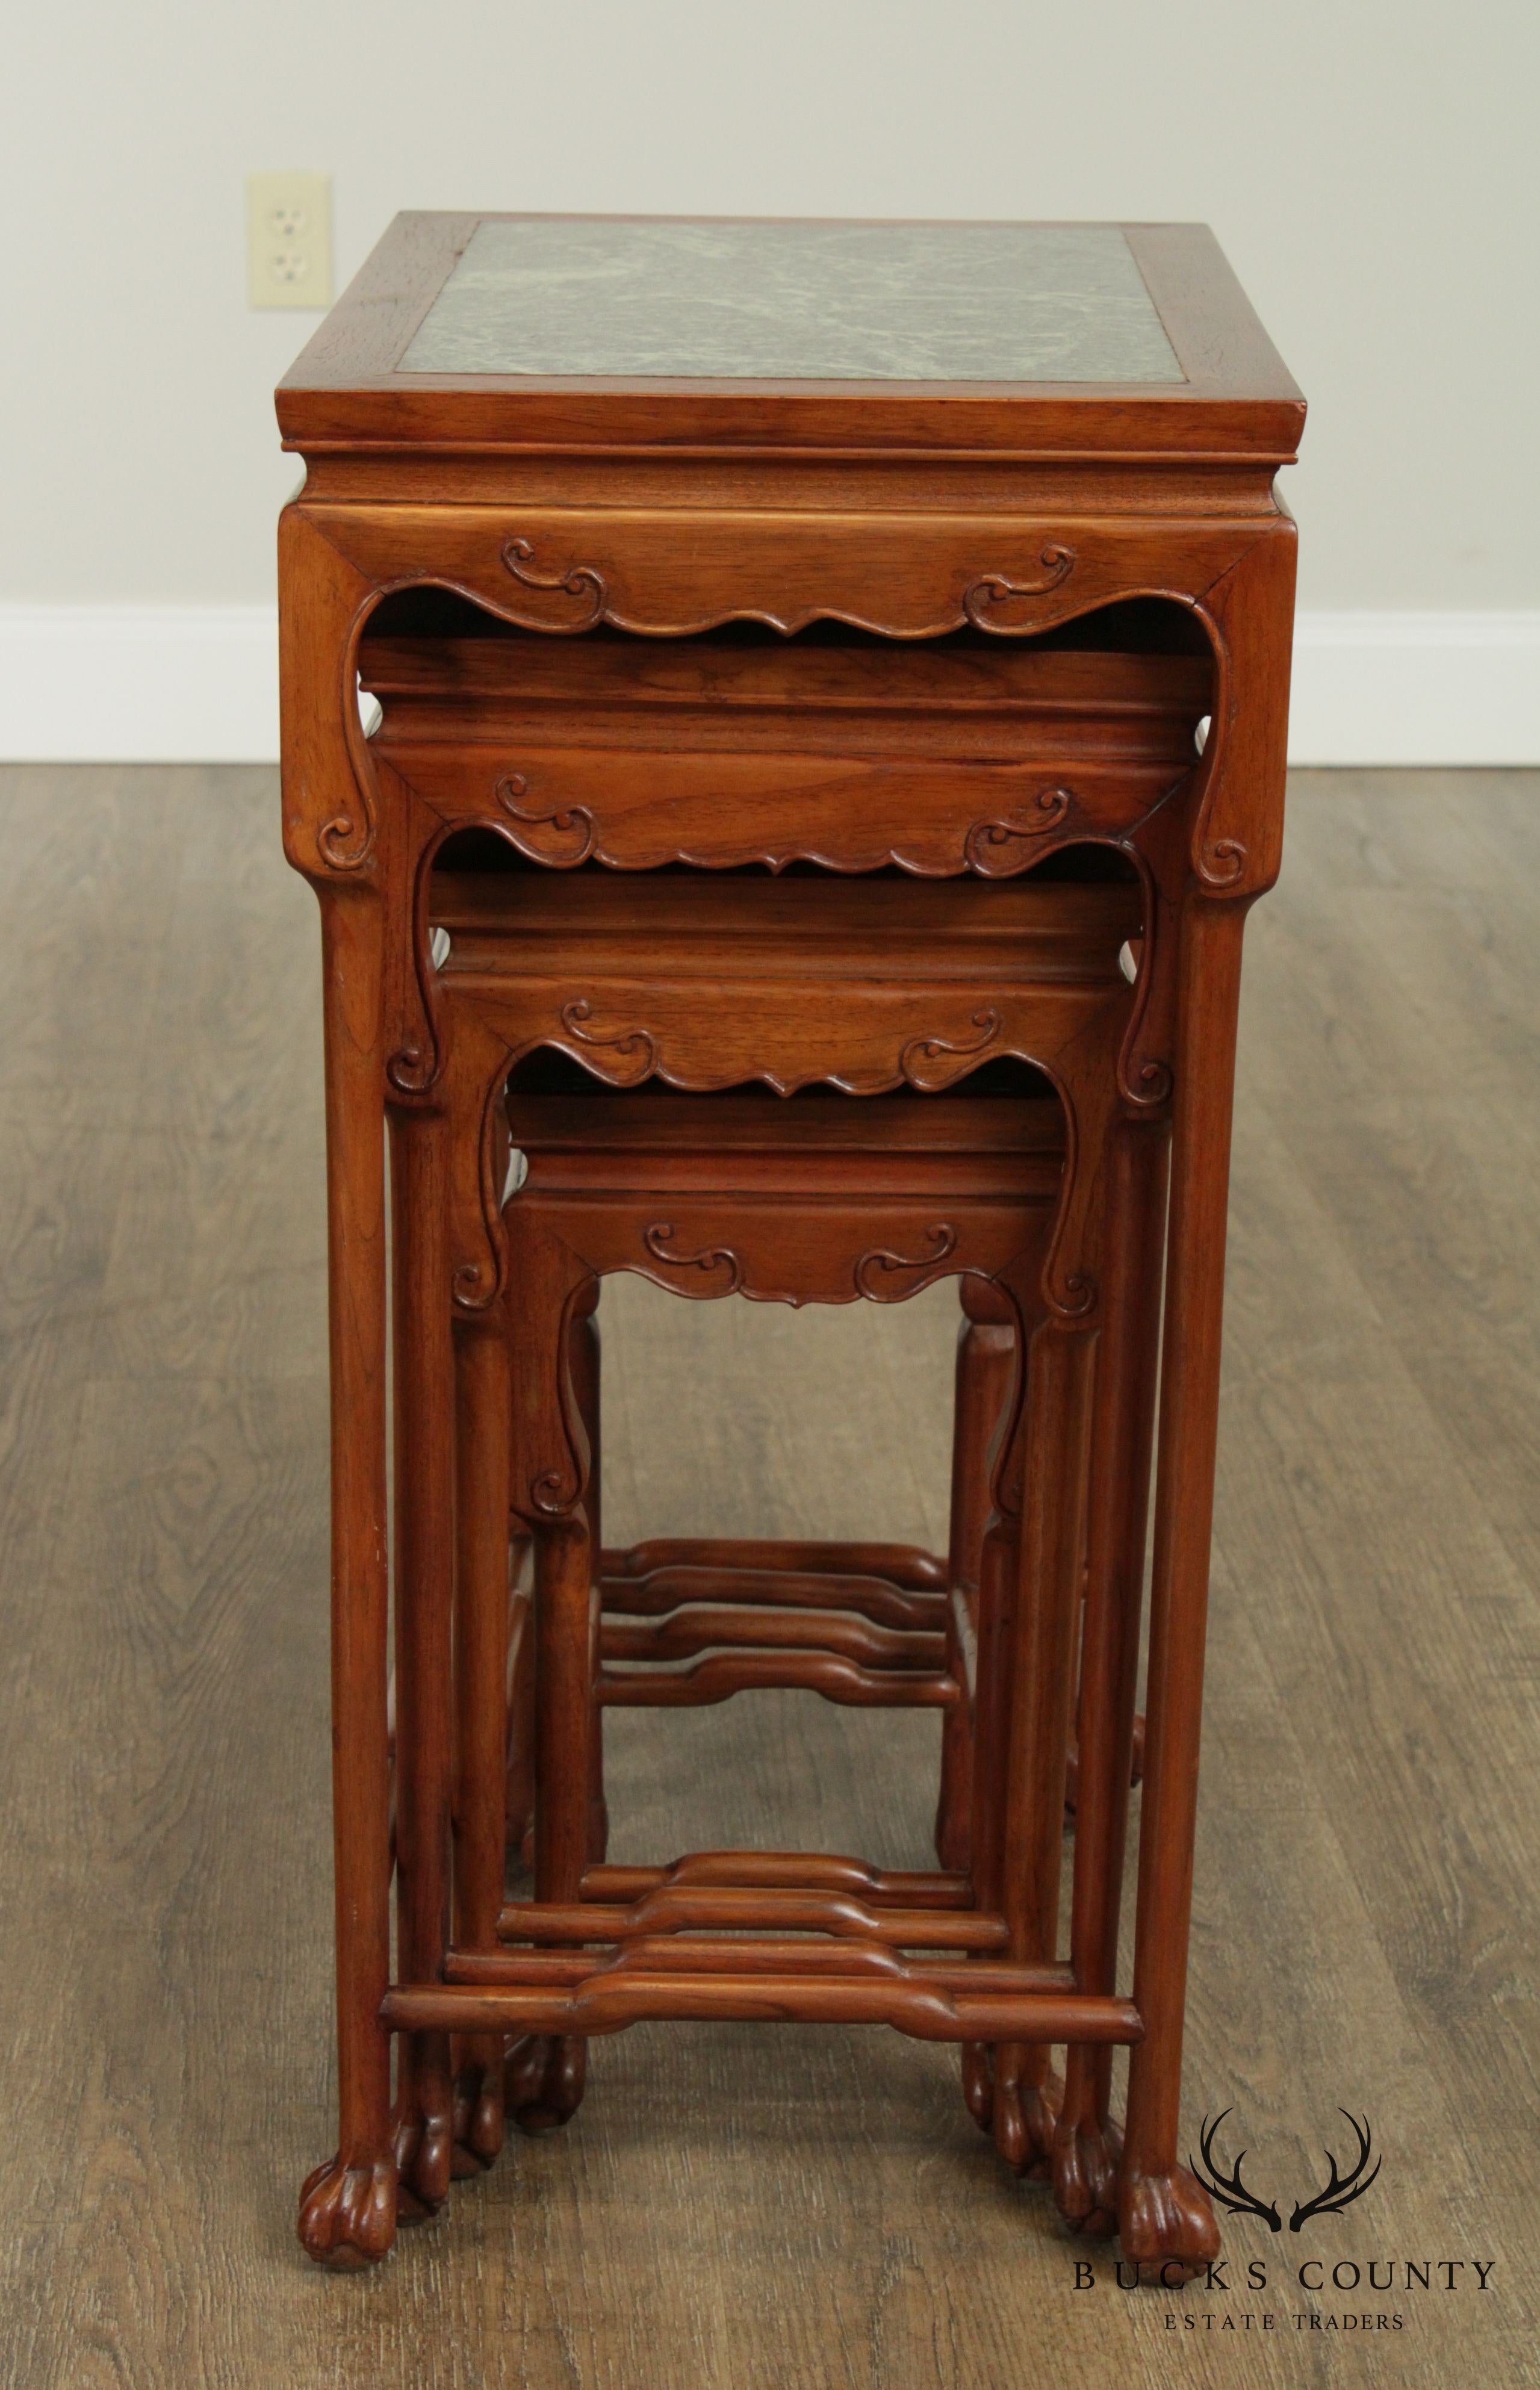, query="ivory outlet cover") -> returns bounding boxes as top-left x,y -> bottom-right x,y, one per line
247,172 -> 332,309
